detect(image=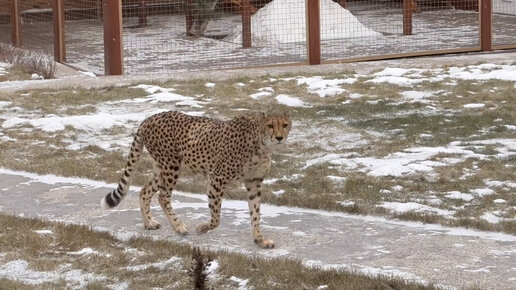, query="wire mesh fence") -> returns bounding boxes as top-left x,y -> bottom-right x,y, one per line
119,0 -> 307,74
493,0 -> 516,47
1,0 -> 515,75
0,0 -> 10,45
63,0 -> 104,75
7,0 -> 55,55
321,0 -> 481,62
